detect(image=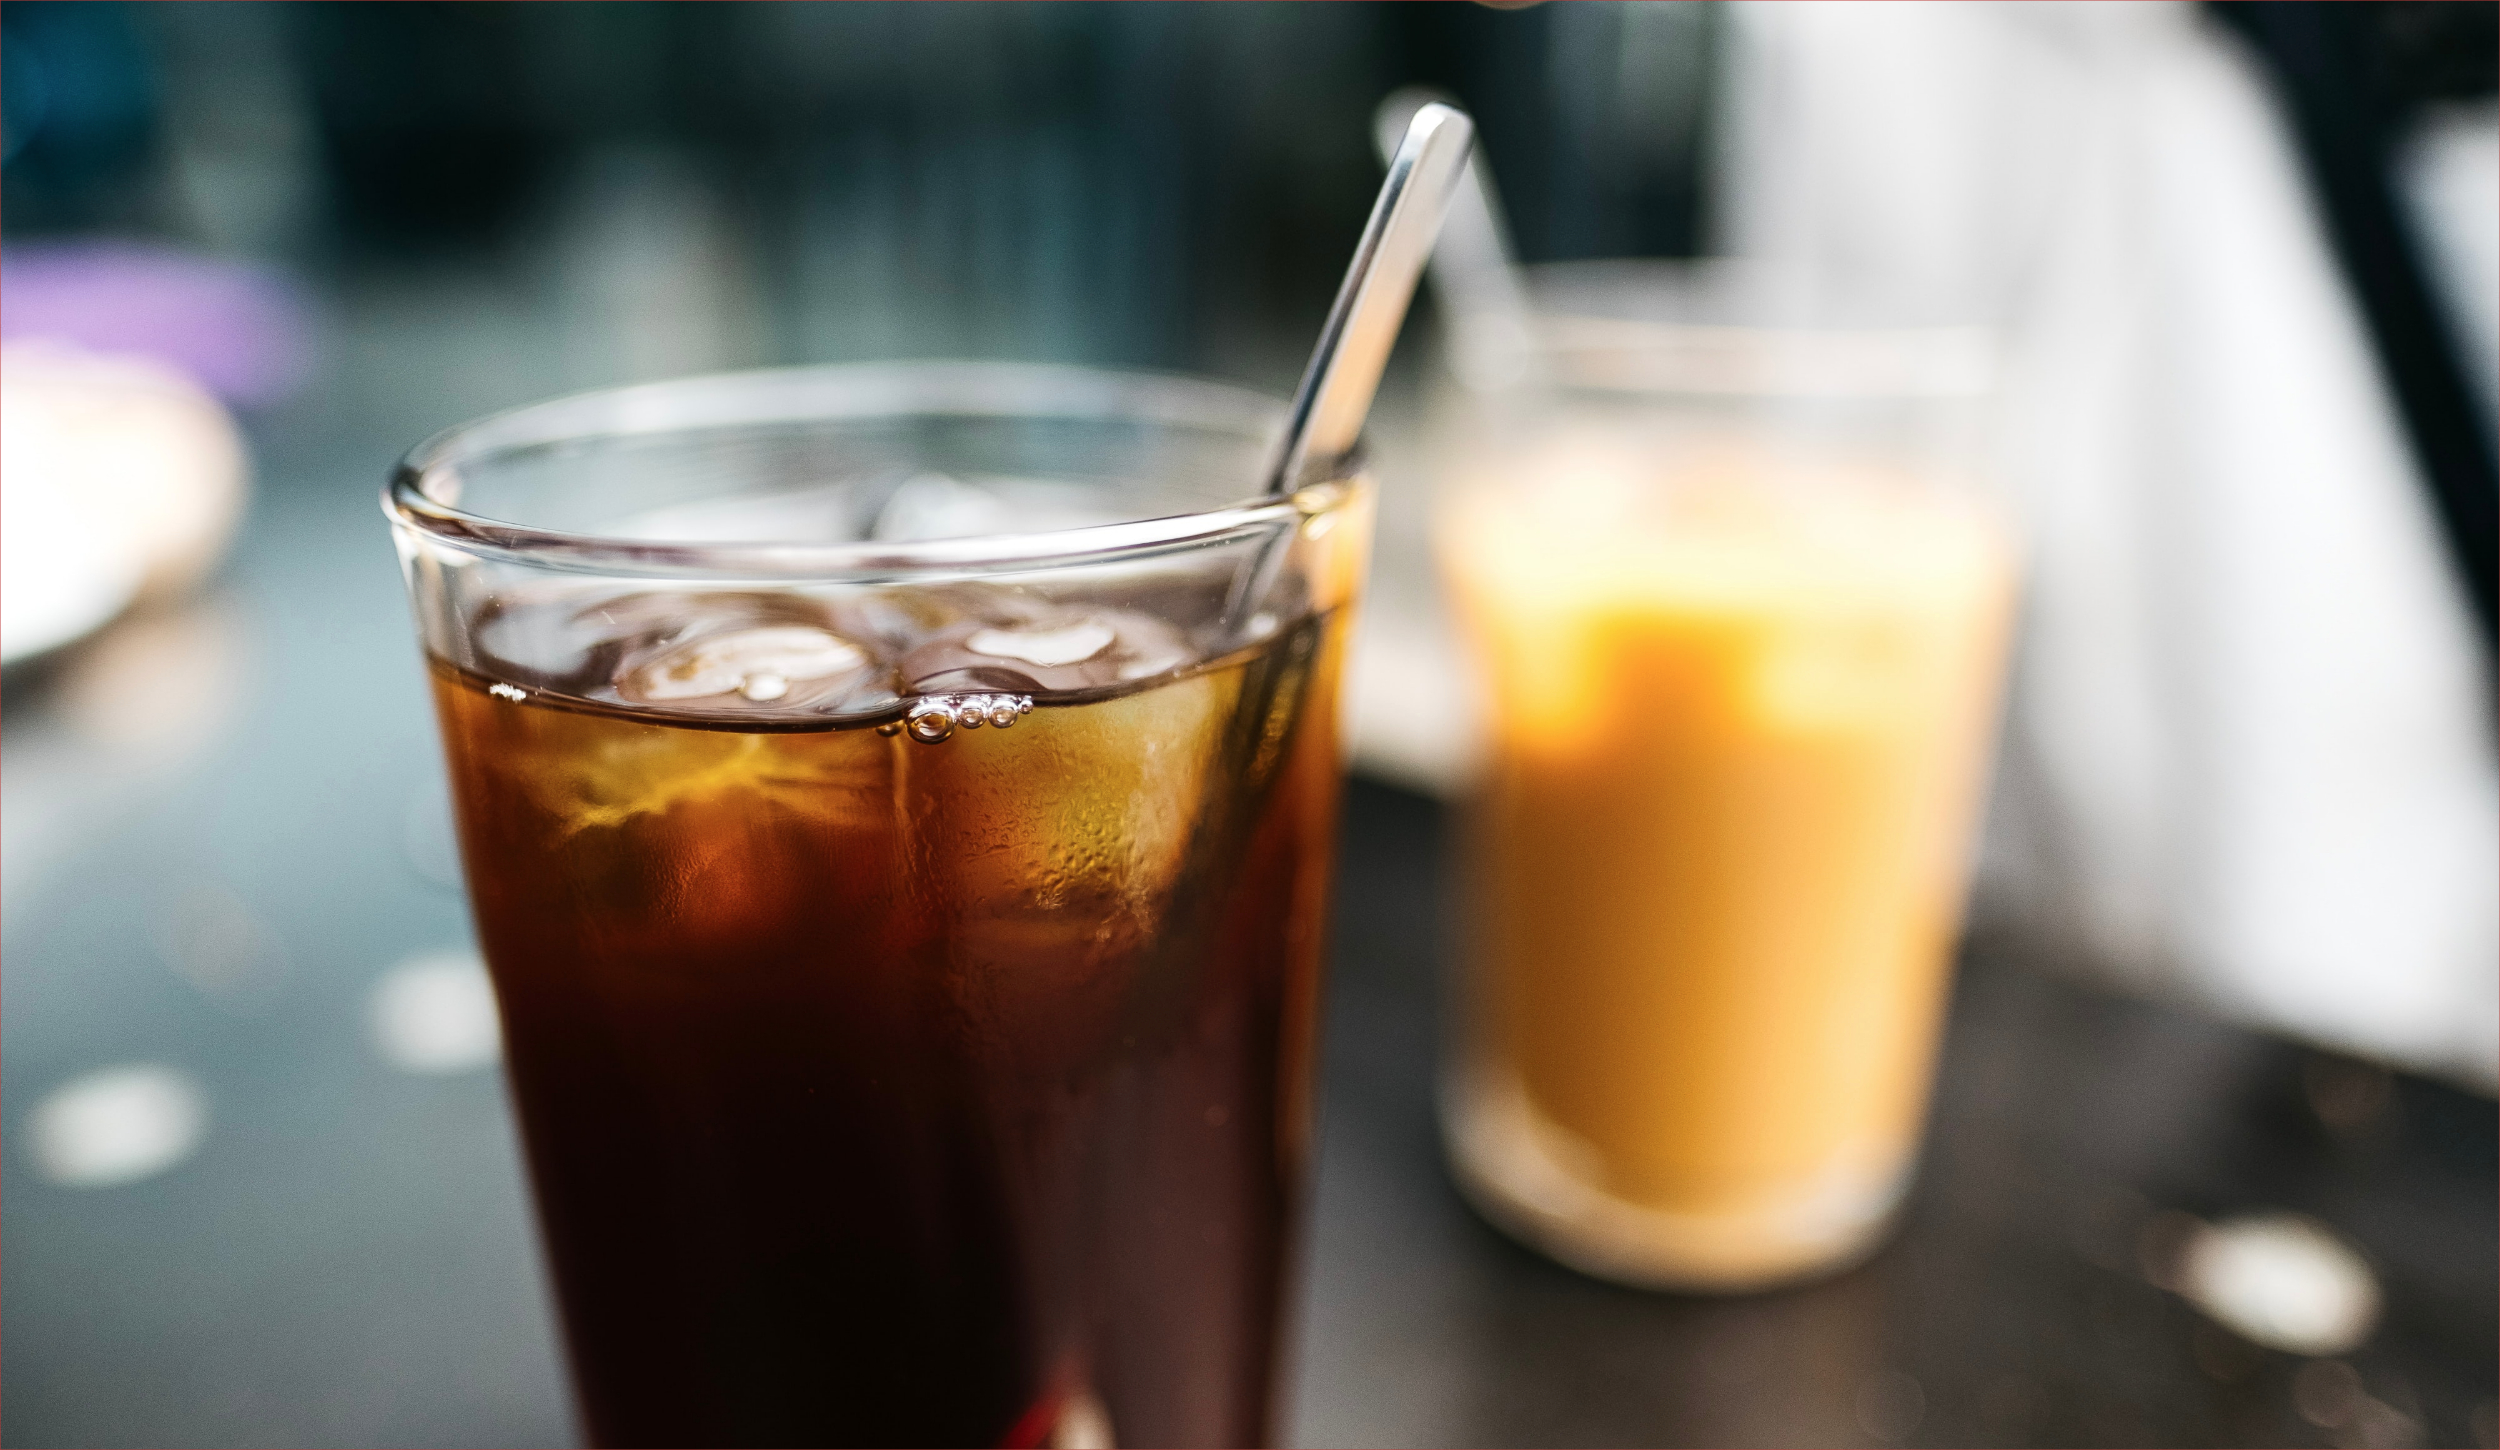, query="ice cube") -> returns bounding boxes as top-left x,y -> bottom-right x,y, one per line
902,608 -> 1193,697
622,625 -> 871,704
473,584 -> 651,687
907,672 -> 1236,1075
482,589 -> 826,693
910,666 -> 1238,923
868,472 -> 1139,543
966,621 -> 1114,668
606,483 -> 858,544
870,472 -> 1020,543
512,699 -> 894,836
